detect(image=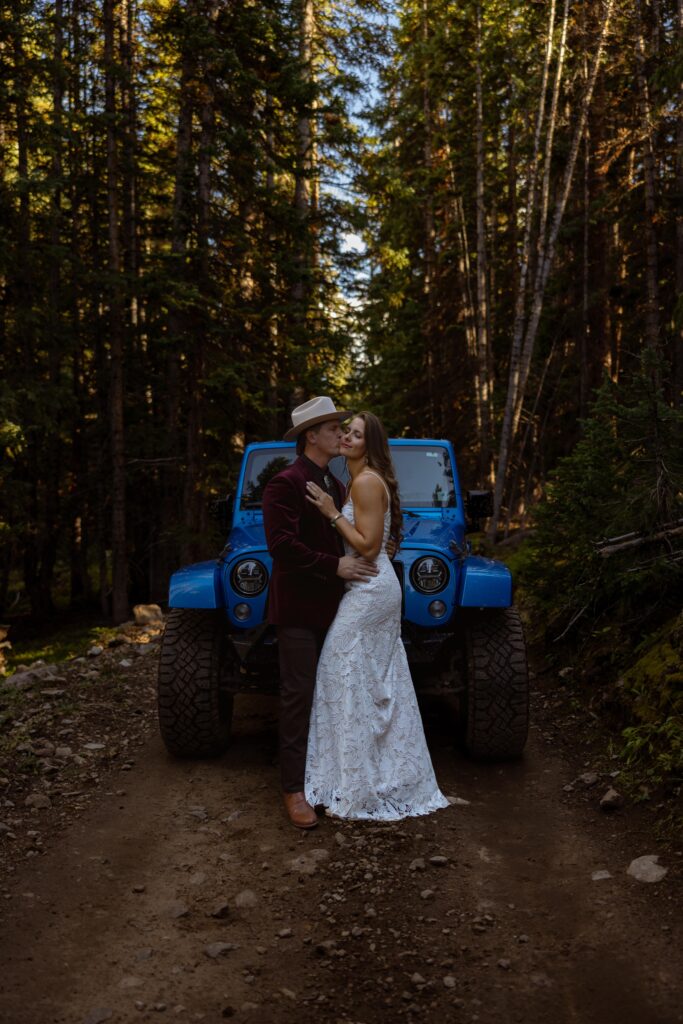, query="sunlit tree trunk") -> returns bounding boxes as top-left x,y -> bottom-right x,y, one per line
489,0 -> 557,536
450,189 -> 478,402
489,0 -> 615,539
